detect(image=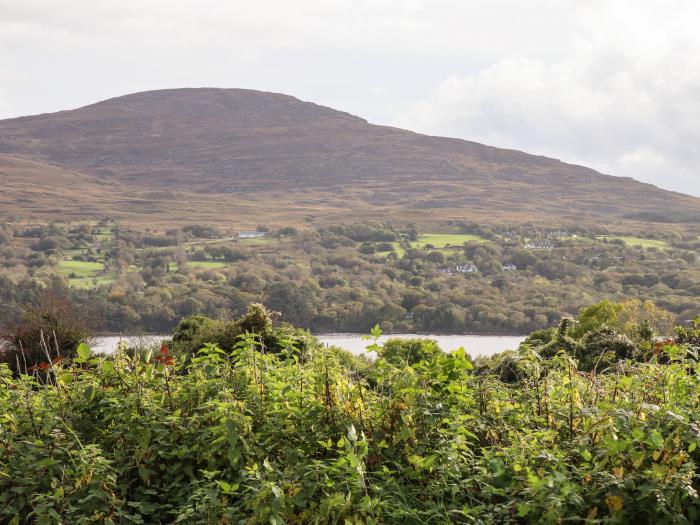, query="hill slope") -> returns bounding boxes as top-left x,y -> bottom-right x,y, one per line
1,88 -> 698,227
